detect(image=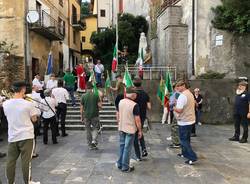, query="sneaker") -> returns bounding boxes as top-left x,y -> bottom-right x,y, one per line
32,154 -> 39,158
198,122 -> 202,126
169,144 -> 181,148
229,136 -> 239,141
61,133 -> 68,137
115,162 -> 122,170
161,121 -> 165,124
30,181 -> 41,184
185,160 -> 196,165
166,136 -> 172,141
191,133 -> 197,137
142,150 -> 148,157
91,143 -> 98,150
177,153 -> 184,158
0,152 -> 6,158
122,166 -> 135,173
239,139 -> 247,143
